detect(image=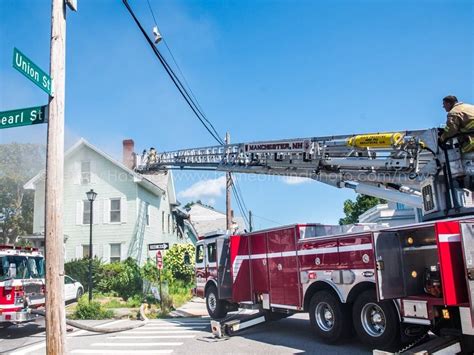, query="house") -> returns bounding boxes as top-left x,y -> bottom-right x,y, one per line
24,138 -> 194,265
358,201 -> 420,227
186,202 -> 245,237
